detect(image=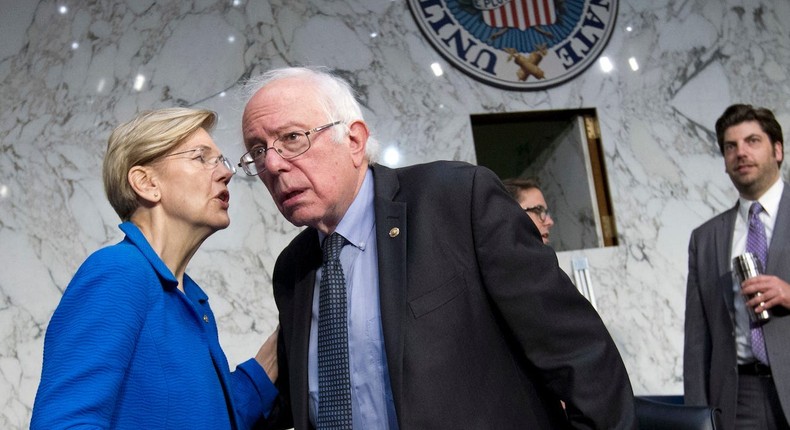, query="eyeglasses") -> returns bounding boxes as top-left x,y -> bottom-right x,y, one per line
524,205 -> 551,222
164,147 -> 236,175
238,121 -> 342,176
